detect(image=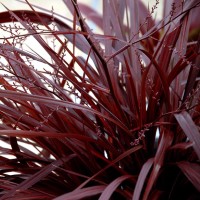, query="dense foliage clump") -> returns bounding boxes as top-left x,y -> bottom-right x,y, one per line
0,0 -> 199,199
